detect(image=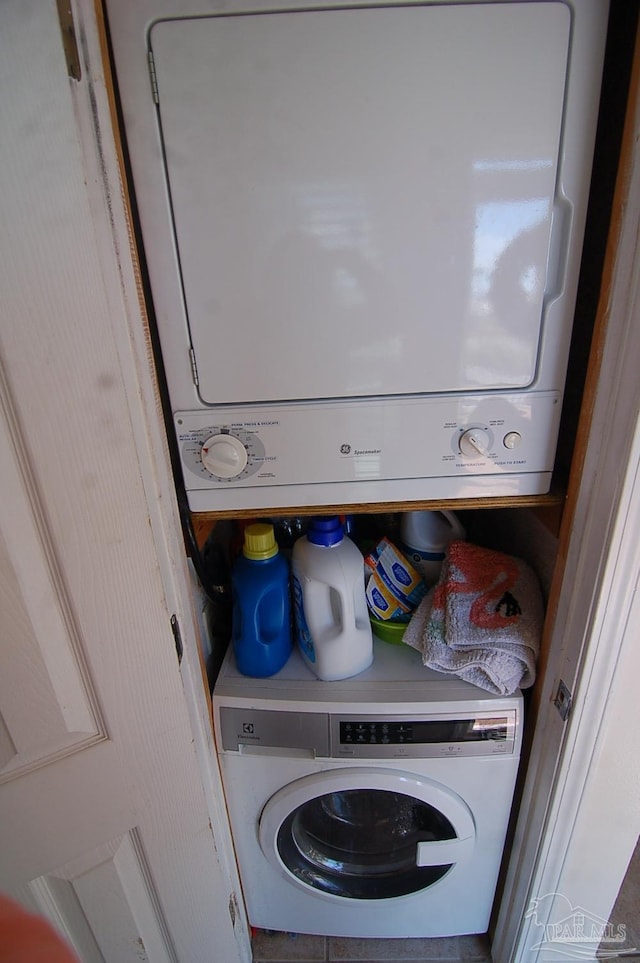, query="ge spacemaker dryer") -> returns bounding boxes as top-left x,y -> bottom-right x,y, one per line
104,0 -> 608,512
212,639 -> 523,938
